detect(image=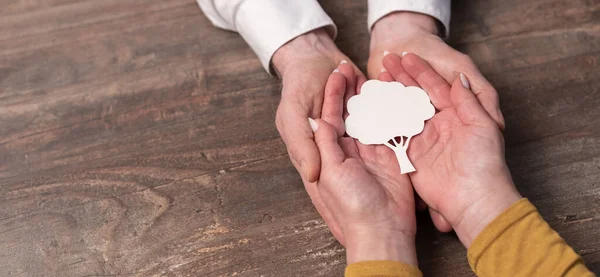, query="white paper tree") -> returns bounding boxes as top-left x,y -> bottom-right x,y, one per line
345,80 -> 435,174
